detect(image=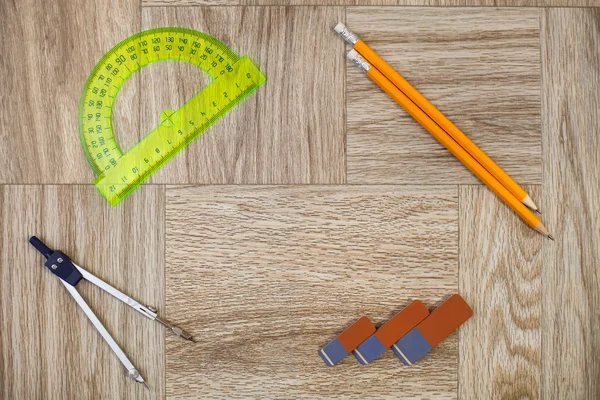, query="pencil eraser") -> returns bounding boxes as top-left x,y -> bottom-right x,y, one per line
392,294 -> 473,365
353,300 -> 429,364
334,23 -> 346,34
319,316 -> 375,366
